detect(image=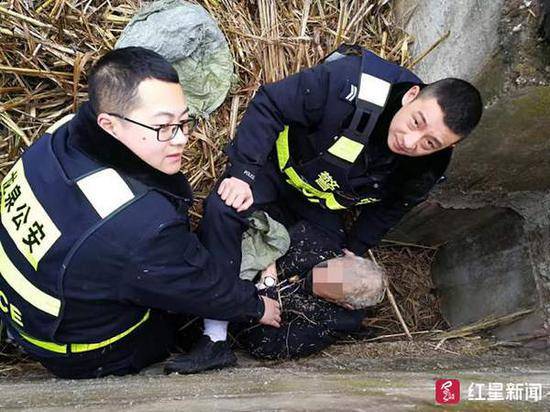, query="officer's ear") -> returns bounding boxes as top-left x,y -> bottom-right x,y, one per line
97,113 -> 120,140
401,85 -> 421,106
